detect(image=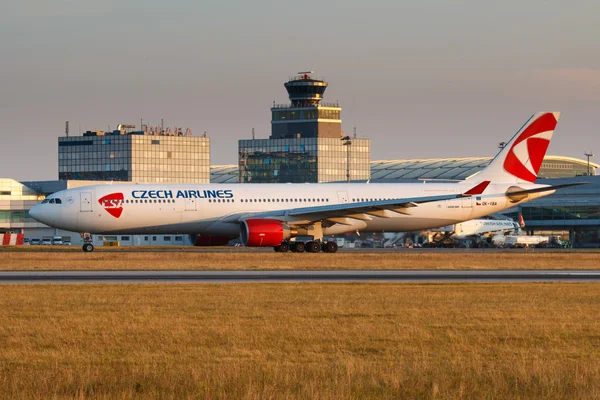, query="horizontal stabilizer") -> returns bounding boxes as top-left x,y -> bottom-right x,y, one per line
507,182 -> 589,197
